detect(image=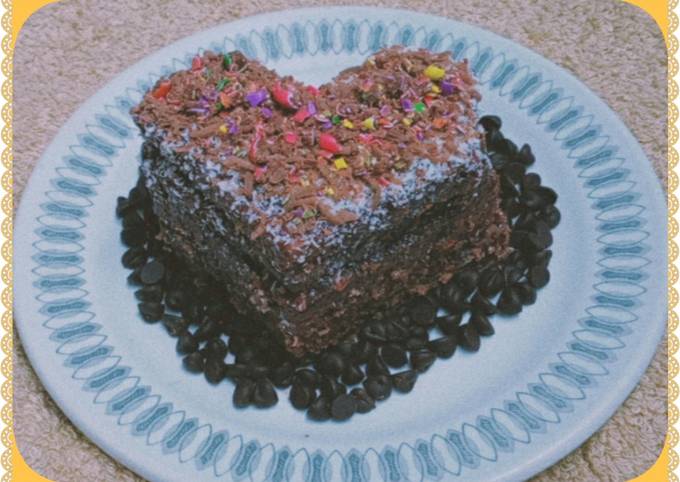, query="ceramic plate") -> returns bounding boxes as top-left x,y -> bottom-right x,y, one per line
14,7 -> 666,482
